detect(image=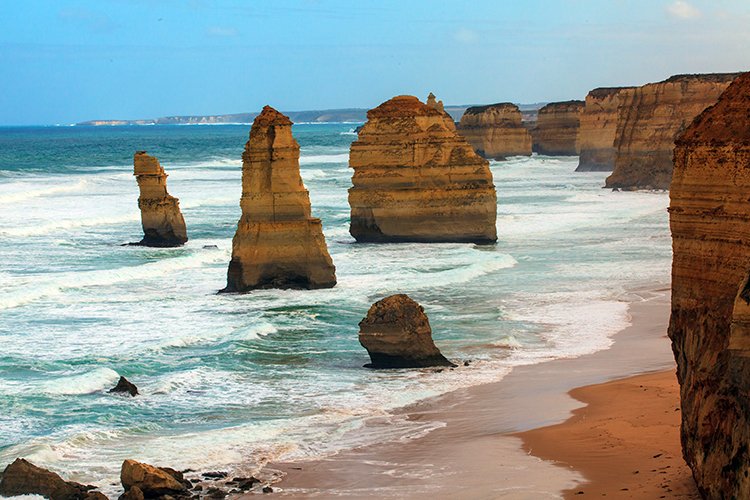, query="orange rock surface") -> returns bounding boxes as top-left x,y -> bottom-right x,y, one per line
132,151 -> 187,247
532,100 -> 584,156
668,71 -> 750,498
223,106 -> 336,291
348,95 -> 497,244
457,102 -> 532,160
606,73 -> 738,189
576,87 -> 635,172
